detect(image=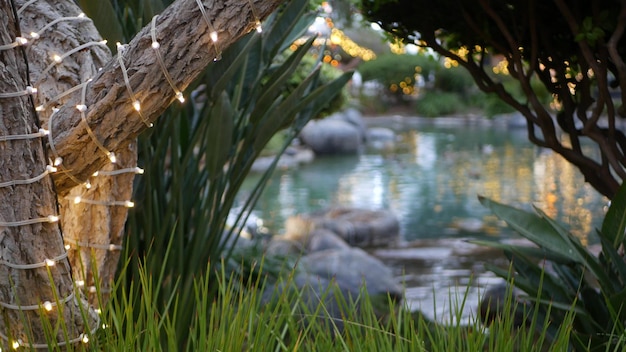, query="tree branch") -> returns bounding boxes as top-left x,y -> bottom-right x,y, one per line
47,0 -> 283,194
